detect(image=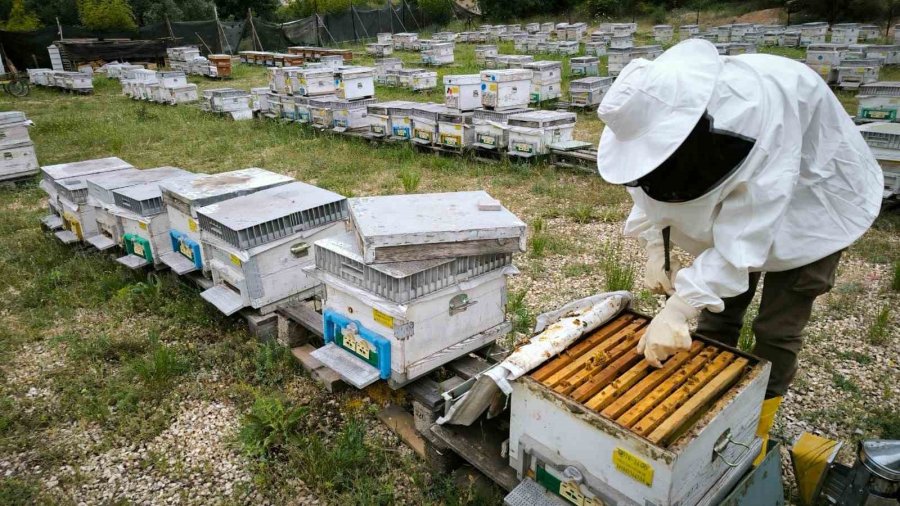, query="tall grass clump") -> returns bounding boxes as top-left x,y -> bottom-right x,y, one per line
599,239 -> 636,292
